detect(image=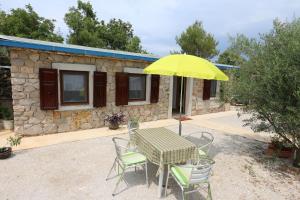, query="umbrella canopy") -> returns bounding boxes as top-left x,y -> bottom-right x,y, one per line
143,54 -> 229,136
144,54 -> 228,81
